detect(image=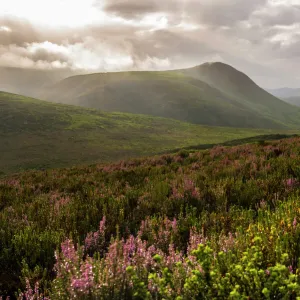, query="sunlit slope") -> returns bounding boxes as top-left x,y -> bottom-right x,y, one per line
0,91 -> 285,174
